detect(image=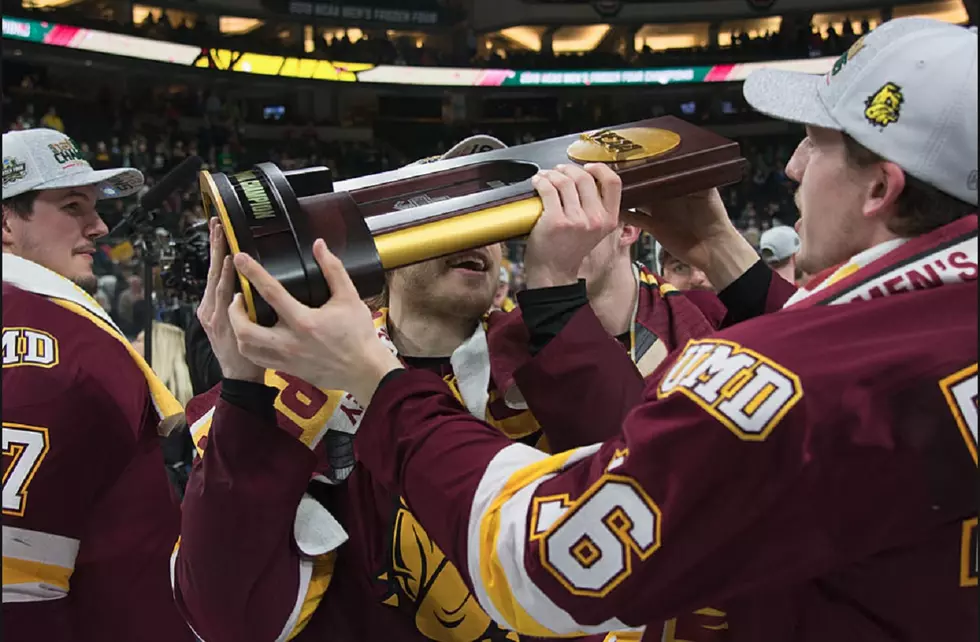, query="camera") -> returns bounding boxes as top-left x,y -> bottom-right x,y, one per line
159,221 -> 210,298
